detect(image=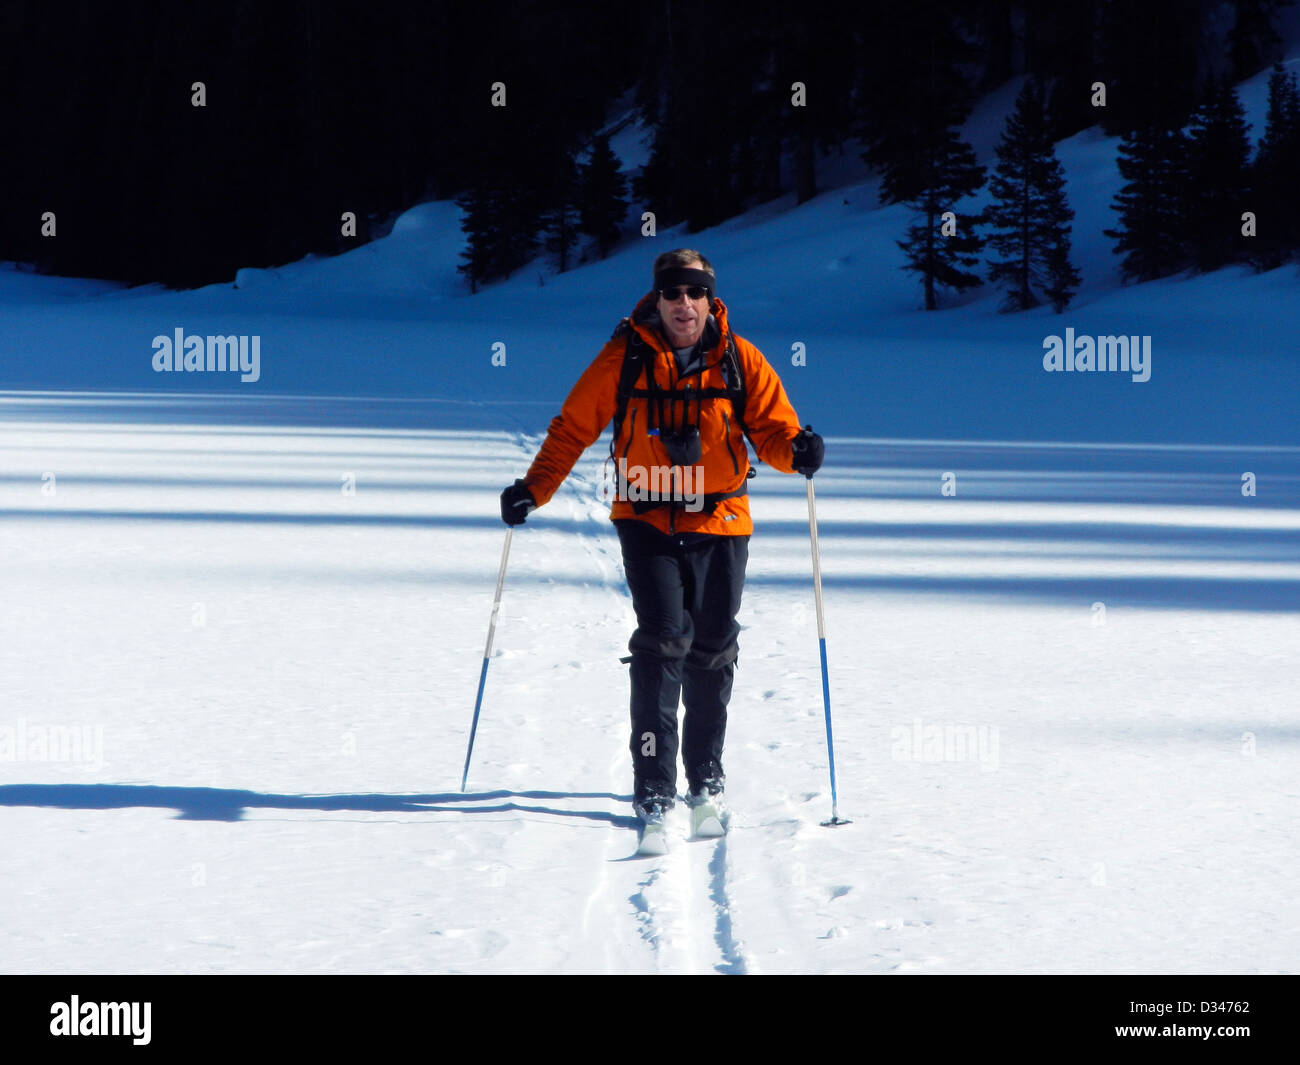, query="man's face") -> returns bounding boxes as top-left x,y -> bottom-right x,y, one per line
656,262 -> 711,349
